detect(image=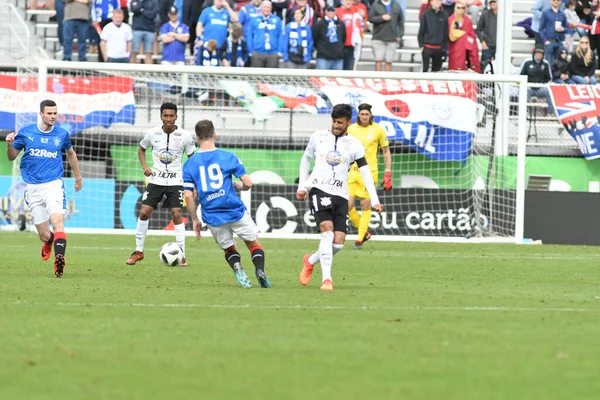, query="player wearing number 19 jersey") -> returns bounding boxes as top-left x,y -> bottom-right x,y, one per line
182,119 -> 270,288
126,102 -> 196,266
5,100 -> 83,278
296,104 -> 384,291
